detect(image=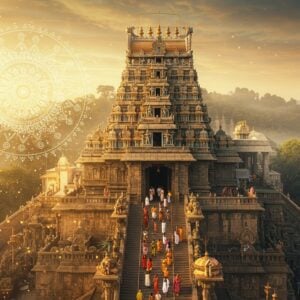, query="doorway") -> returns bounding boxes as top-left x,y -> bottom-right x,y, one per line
145,165 -> 172,196
153,132 -> 162,147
